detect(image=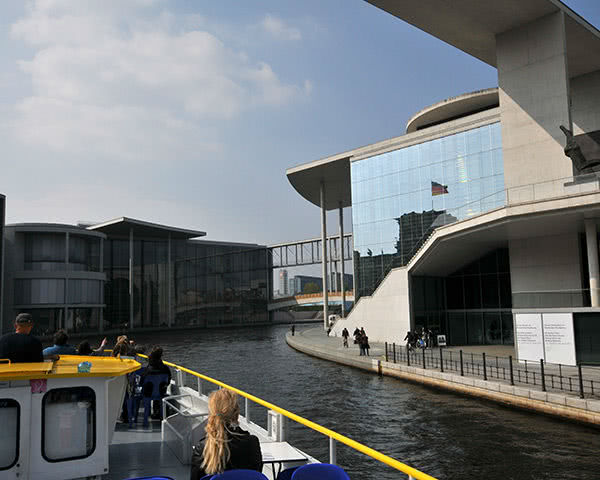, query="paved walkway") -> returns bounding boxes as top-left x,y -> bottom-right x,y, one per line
291,326 -> 600,399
